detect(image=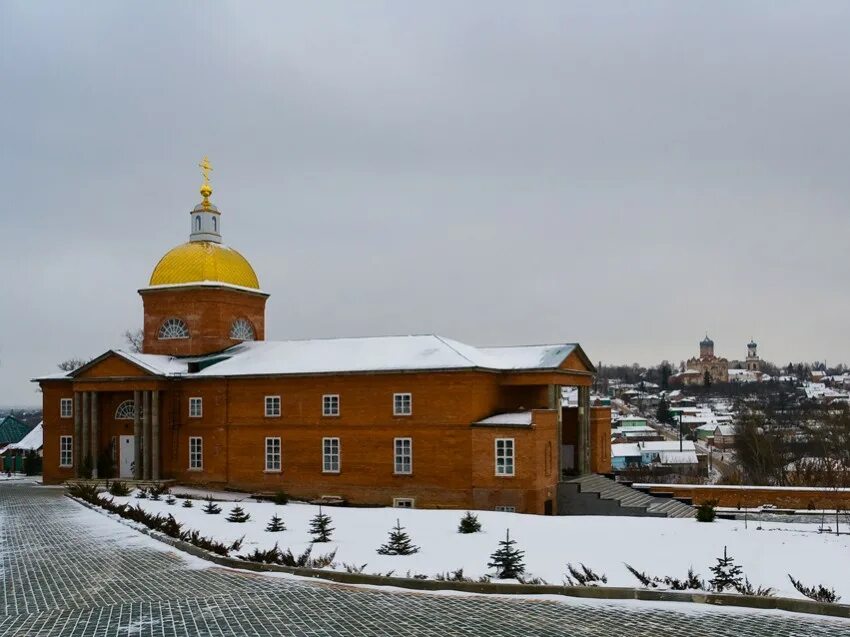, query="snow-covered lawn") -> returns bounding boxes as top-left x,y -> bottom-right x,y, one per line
99,491 -> 850,601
